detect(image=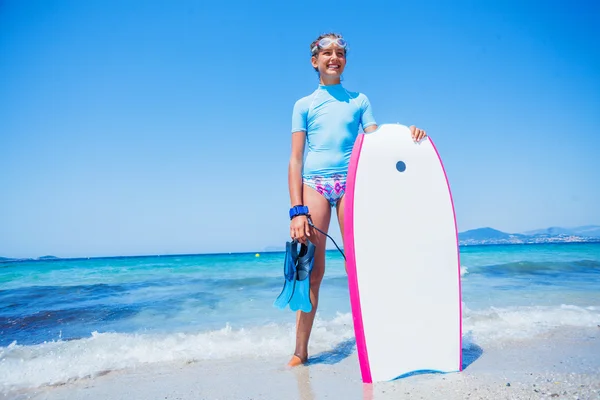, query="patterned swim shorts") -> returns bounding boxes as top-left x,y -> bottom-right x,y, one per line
303,174 -> 347,207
